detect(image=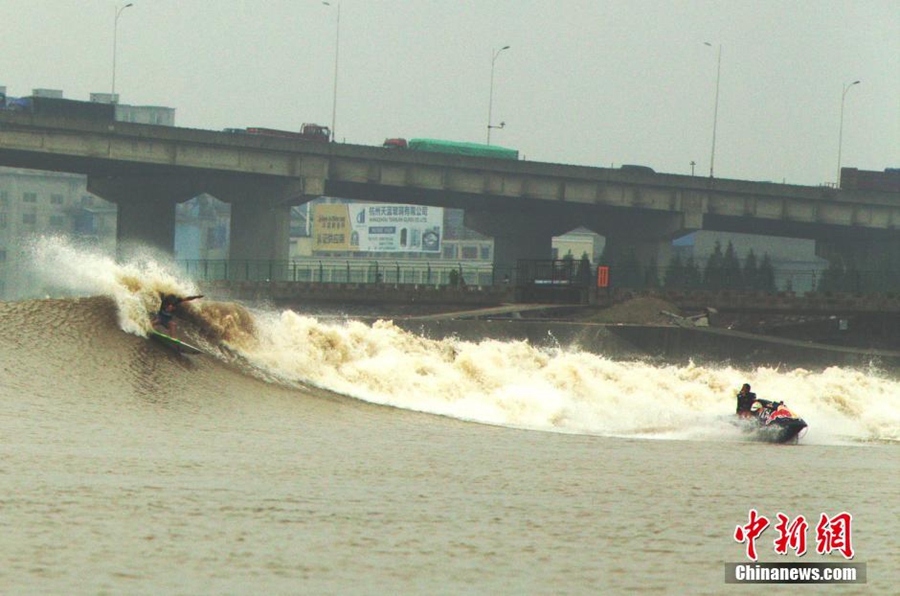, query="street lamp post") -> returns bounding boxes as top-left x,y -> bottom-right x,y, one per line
112,3 -> 134,101
487,45 -> 510,145
703,42 -> 722,179
836,80 -> 861,188
323,1 -> 340,142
